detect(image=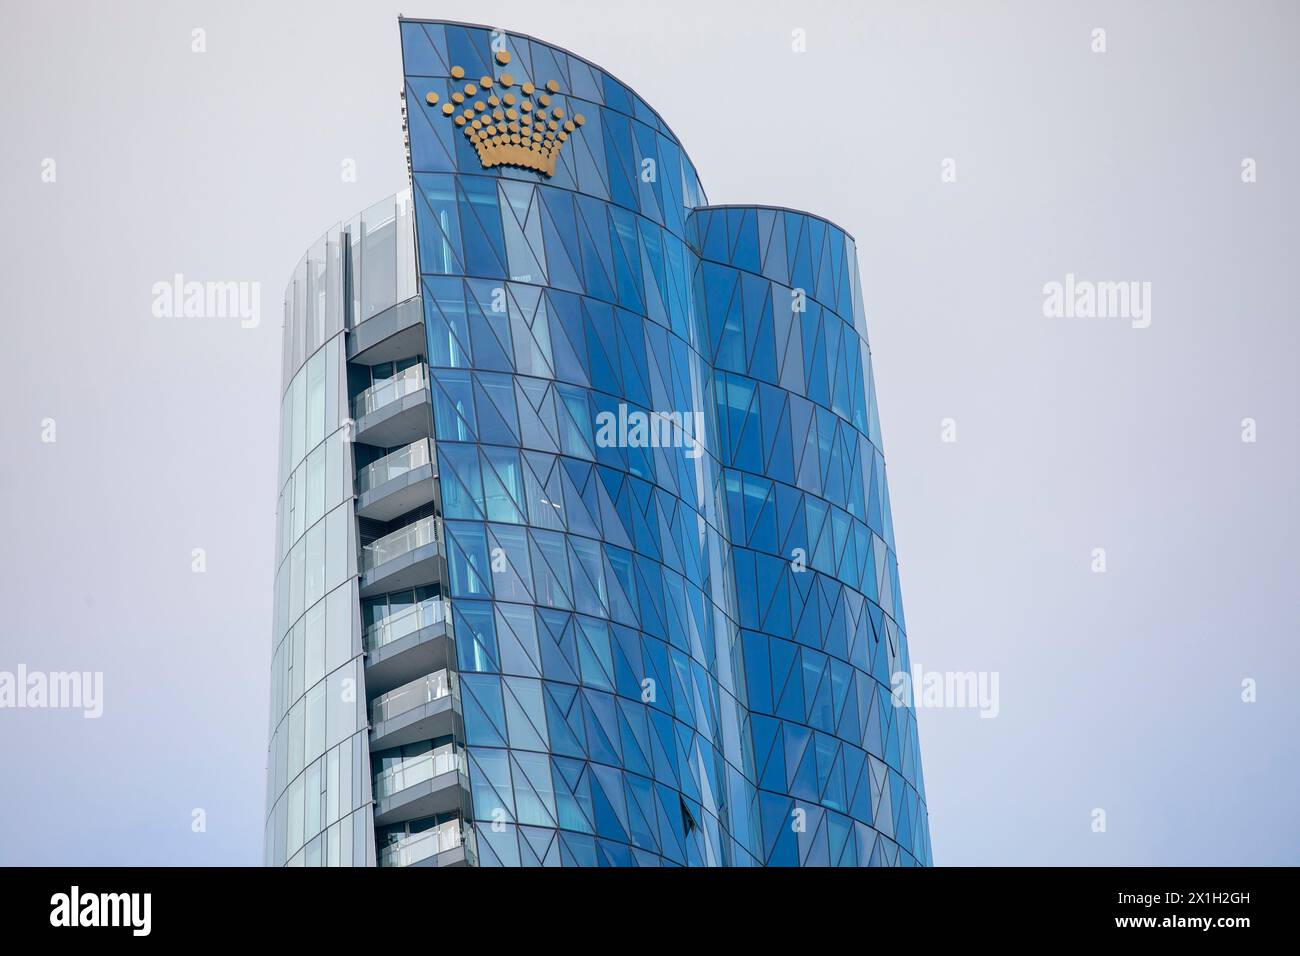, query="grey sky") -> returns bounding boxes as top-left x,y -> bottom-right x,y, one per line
1,0 -> 1296,865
